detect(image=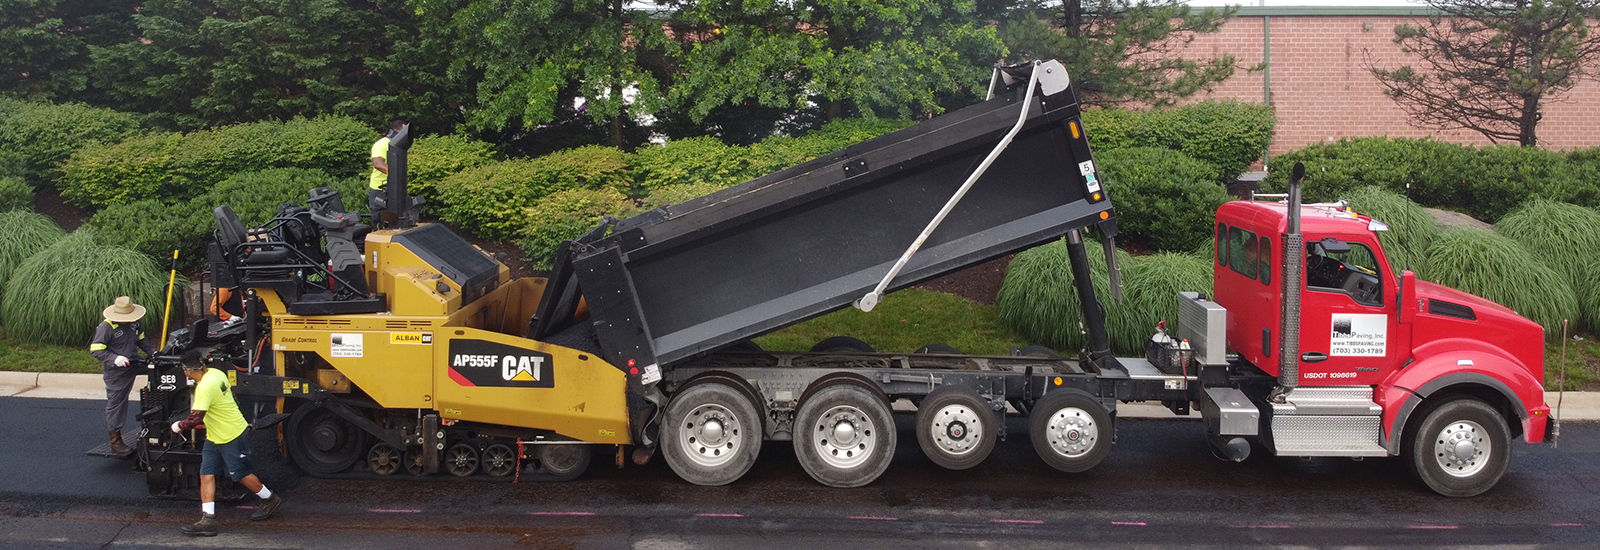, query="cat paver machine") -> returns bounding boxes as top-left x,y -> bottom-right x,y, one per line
133,60 -> 1551,499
